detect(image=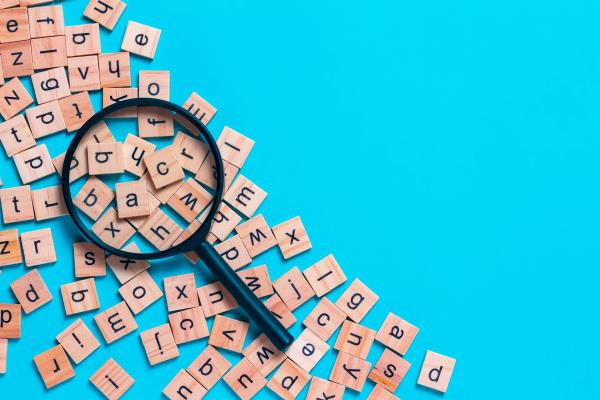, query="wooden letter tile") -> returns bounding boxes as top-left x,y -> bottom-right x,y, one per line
98,51 -> 130,87
334,320 -> 376,360
94,301 -> 138,344
0,229 -> 21,266
217,126 -> 254,169
84,0 -> 126,31
263,294 -> 296,329
286,328 -> 330,373
144,145 -> 184,189
416,350 -> 456,393
223,358 -> 266,400
242,333 -> 285,376
115,180 -> 150,219
31,67 -> 71,104
67,55 -> 100,92
27,5 -> 64,38
163,369 -> 207,400
224,175 -> 267,218
31,35 -> 67,70
168,306 -> 209,344
60,278 -> 100,315
375,312 -> 419,356
163,273 -> 198,312
366,385 -> 399,400
237,265 -> 273,298
272,266 -> 315,311
0,114 -> 36,157
33,345 -> 74,389
196,281 -> 238,317
187,345 -> 231,390
31,185 -> 68,221
335,279 -> 379,323
303,254 -> 346,297
56,318 -> 100,364
267,359 -> 311,400
87,141 -> 125,175
74,176 -> 114,221
213,235 -> 252,271
0,40 -> 33,78
368,348 -> 410,392
73,241 -> 106,278
121,20 -> 161,59
140,323 -> 179,365
138,208 -> 183,250
123,133 -> 155,176
0,77 -> 33,119
118,270 -> 162,314
303,297 -> 346,342
10,269 -> 52,314
235,214 -> 277,257
182,91 -> 217,125
0,185 -> 34,223
306,377 -> 345,400
0,7 -> 29,43
90,358 -> 134,400
25,100 -> 66,139
139,70 -> 169,100
329,352 -> 371,392
208,315 -> 249,353
19,227 -> 56,267
0,338 -> 6,374
0,303 -> 20,338
195,153 -> 239,191
209,202 -> 242,241
167,178 -> 212,222
173,131 -> 208,173
138,106 -> 174,137
272,216 -> 311,260
102,87 -> 138,118
106,242 -> 149,284
13,143 -> 55,184
58,91 -> 94,132
91,207 -> 136,249
65,23 -> 101,57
